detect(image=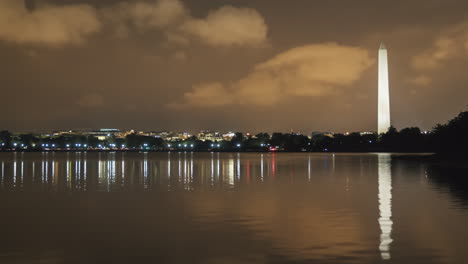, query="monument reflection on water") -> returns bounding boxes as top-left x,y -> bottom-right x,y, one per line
378,154 -> 393,260
0,152 -> 467,264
